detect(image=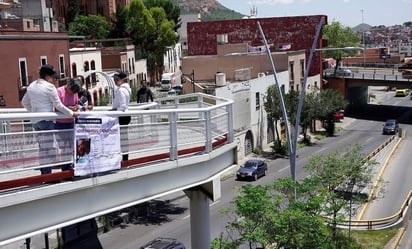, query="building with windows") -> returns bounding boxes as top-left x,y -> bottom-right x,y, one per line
181,15 -> 326,158
0,30 -> 70,108
0,0 -> 58,32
